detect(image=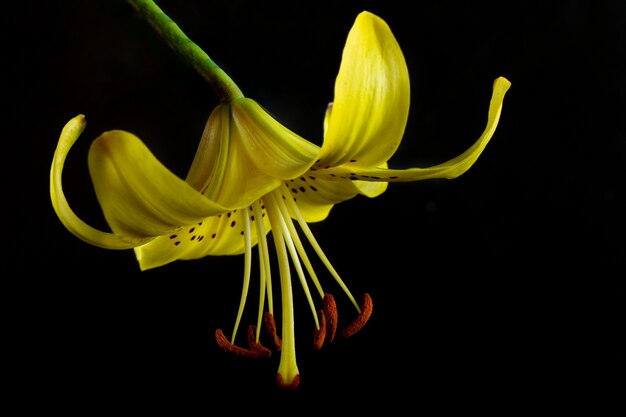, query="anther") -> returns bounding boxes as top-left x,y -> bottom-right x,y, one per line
323,293 -> 338,343
214,328 -> 267,359
340,293 -> 373,339
263,312 -> 282,351
313,309 -> 326,350
246,325 -> 272,358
